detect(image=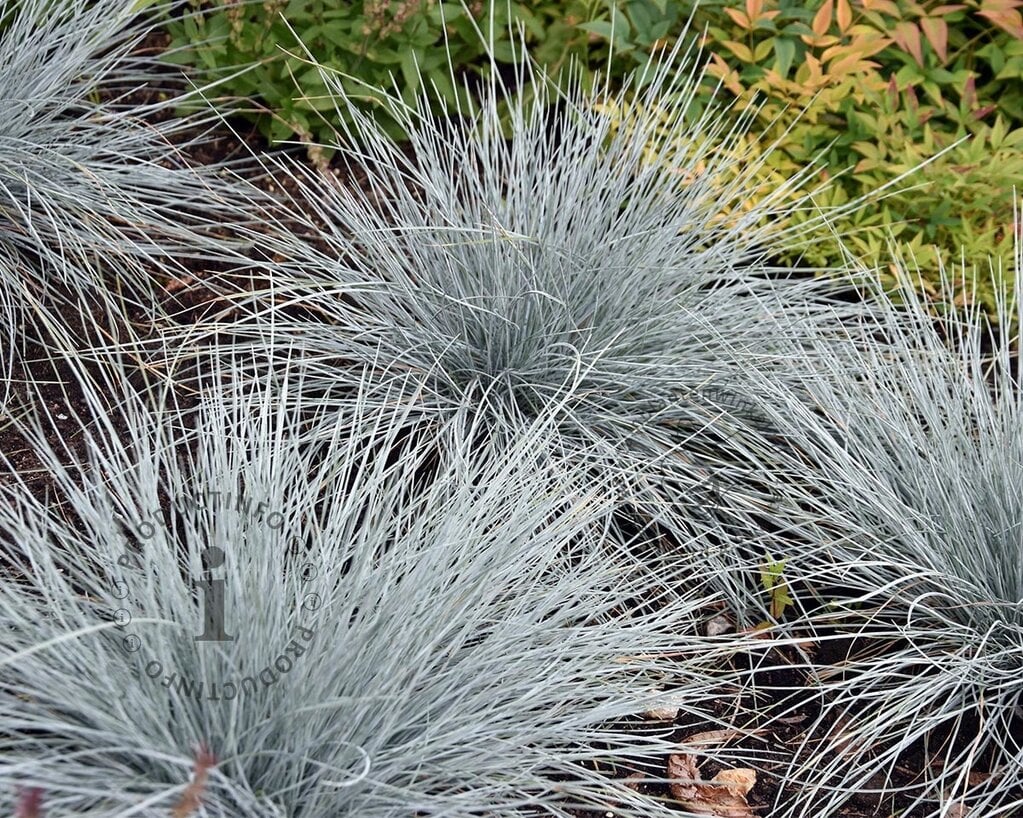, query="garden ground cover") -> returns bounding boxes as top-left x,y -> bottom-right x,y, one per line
2,2 -> 1022,817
